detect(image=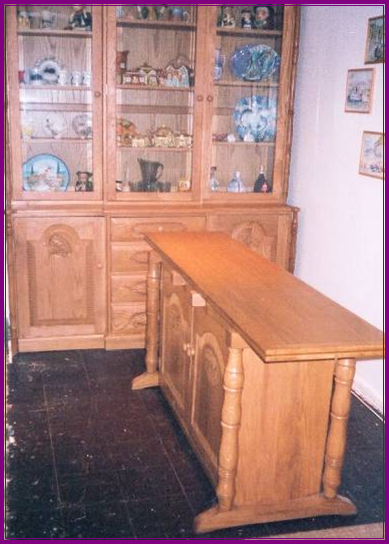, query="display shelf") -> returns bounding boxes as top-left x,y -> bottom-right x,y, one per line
217,27 -> 282,38
212,141 -> 275,147
20,84 -> 92,91
117,146 -> 192,153
215,80 -> 279,88
17,28 -> 92,38
116,18 -> 196,31
21,137 -> 92,144
117,84 -> 194,93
